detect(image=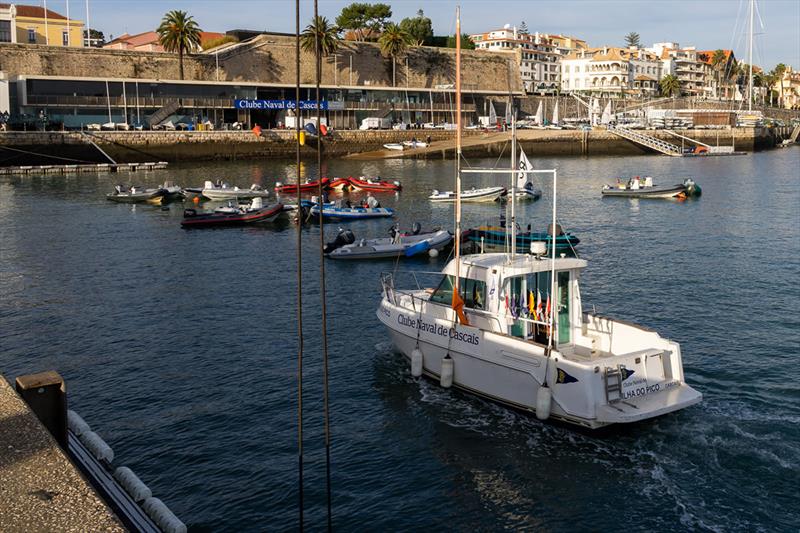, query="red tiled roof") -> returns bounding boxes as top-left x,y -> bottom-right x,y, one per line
696,49 -> 733,66
0,3 -> 69,20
